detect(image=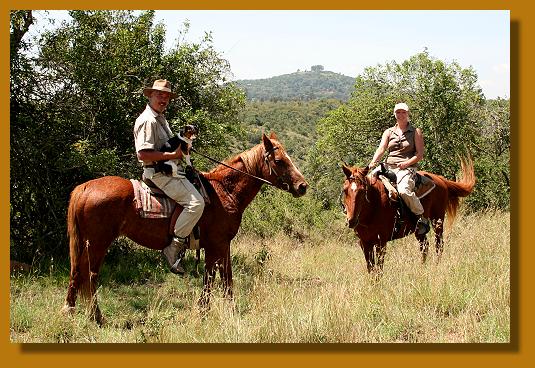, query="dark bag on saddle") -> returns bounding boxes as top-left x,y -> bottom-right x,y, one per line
379,163 -> 398,184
